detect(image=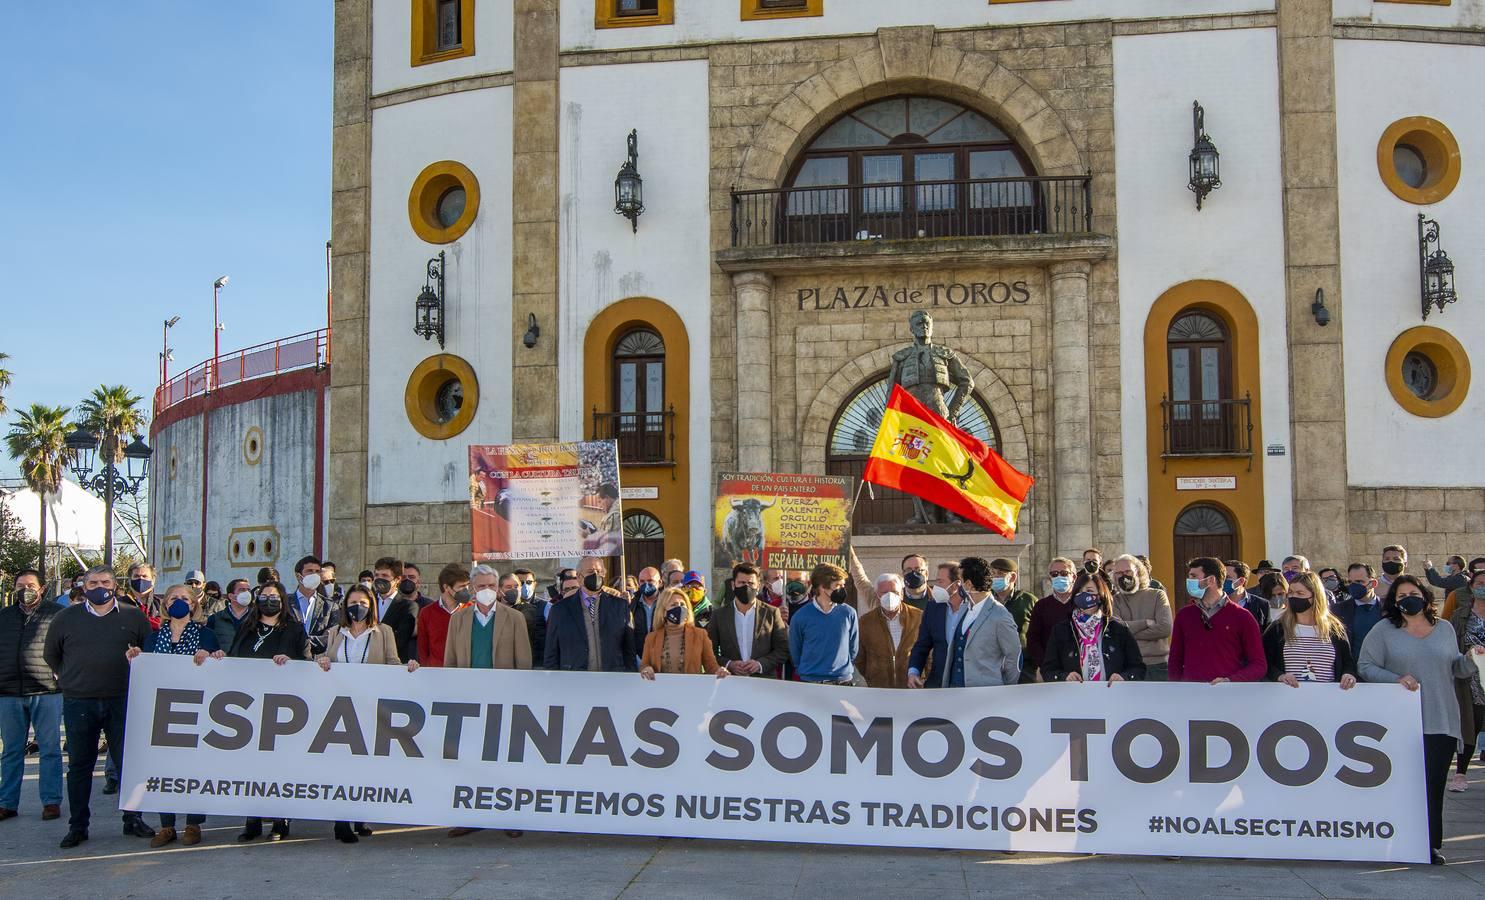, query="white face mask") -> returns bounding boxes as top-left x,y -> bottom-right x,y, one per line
769,578 -> 784,596
233,591 -> 253,609
879,591 -> 902,611
475,588 -> 499,609
301,572 -> 321,590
